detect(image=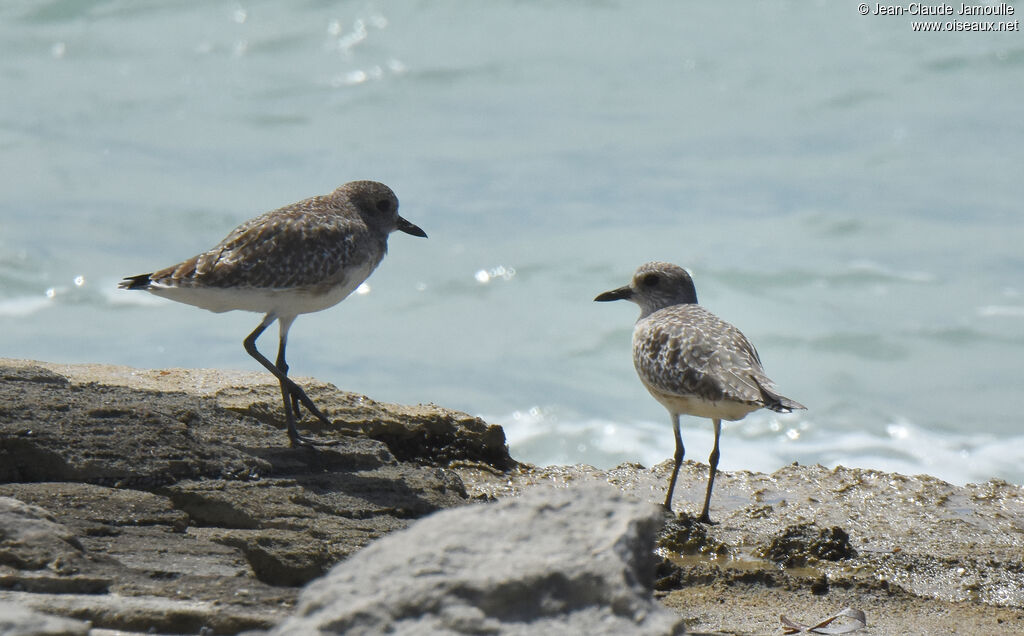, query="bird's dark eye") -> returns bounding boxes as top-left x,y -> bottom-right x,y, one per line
376,199 -> 392,213
642,274 -> 659,287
